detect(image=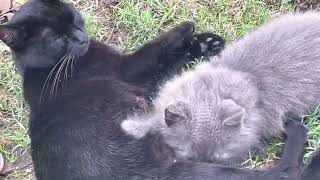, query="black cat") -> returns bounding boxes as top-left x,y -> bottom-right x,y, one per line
0,0 -> 318,179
